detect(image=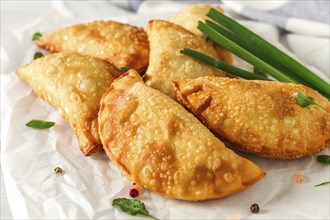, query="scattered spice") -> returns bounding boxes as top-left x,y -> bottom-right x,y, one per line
54,167 -> 63,174
129,184 -> 142,198
250,203 -> 260,213
129,188 -> 139,198
293,171 -> 304,184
